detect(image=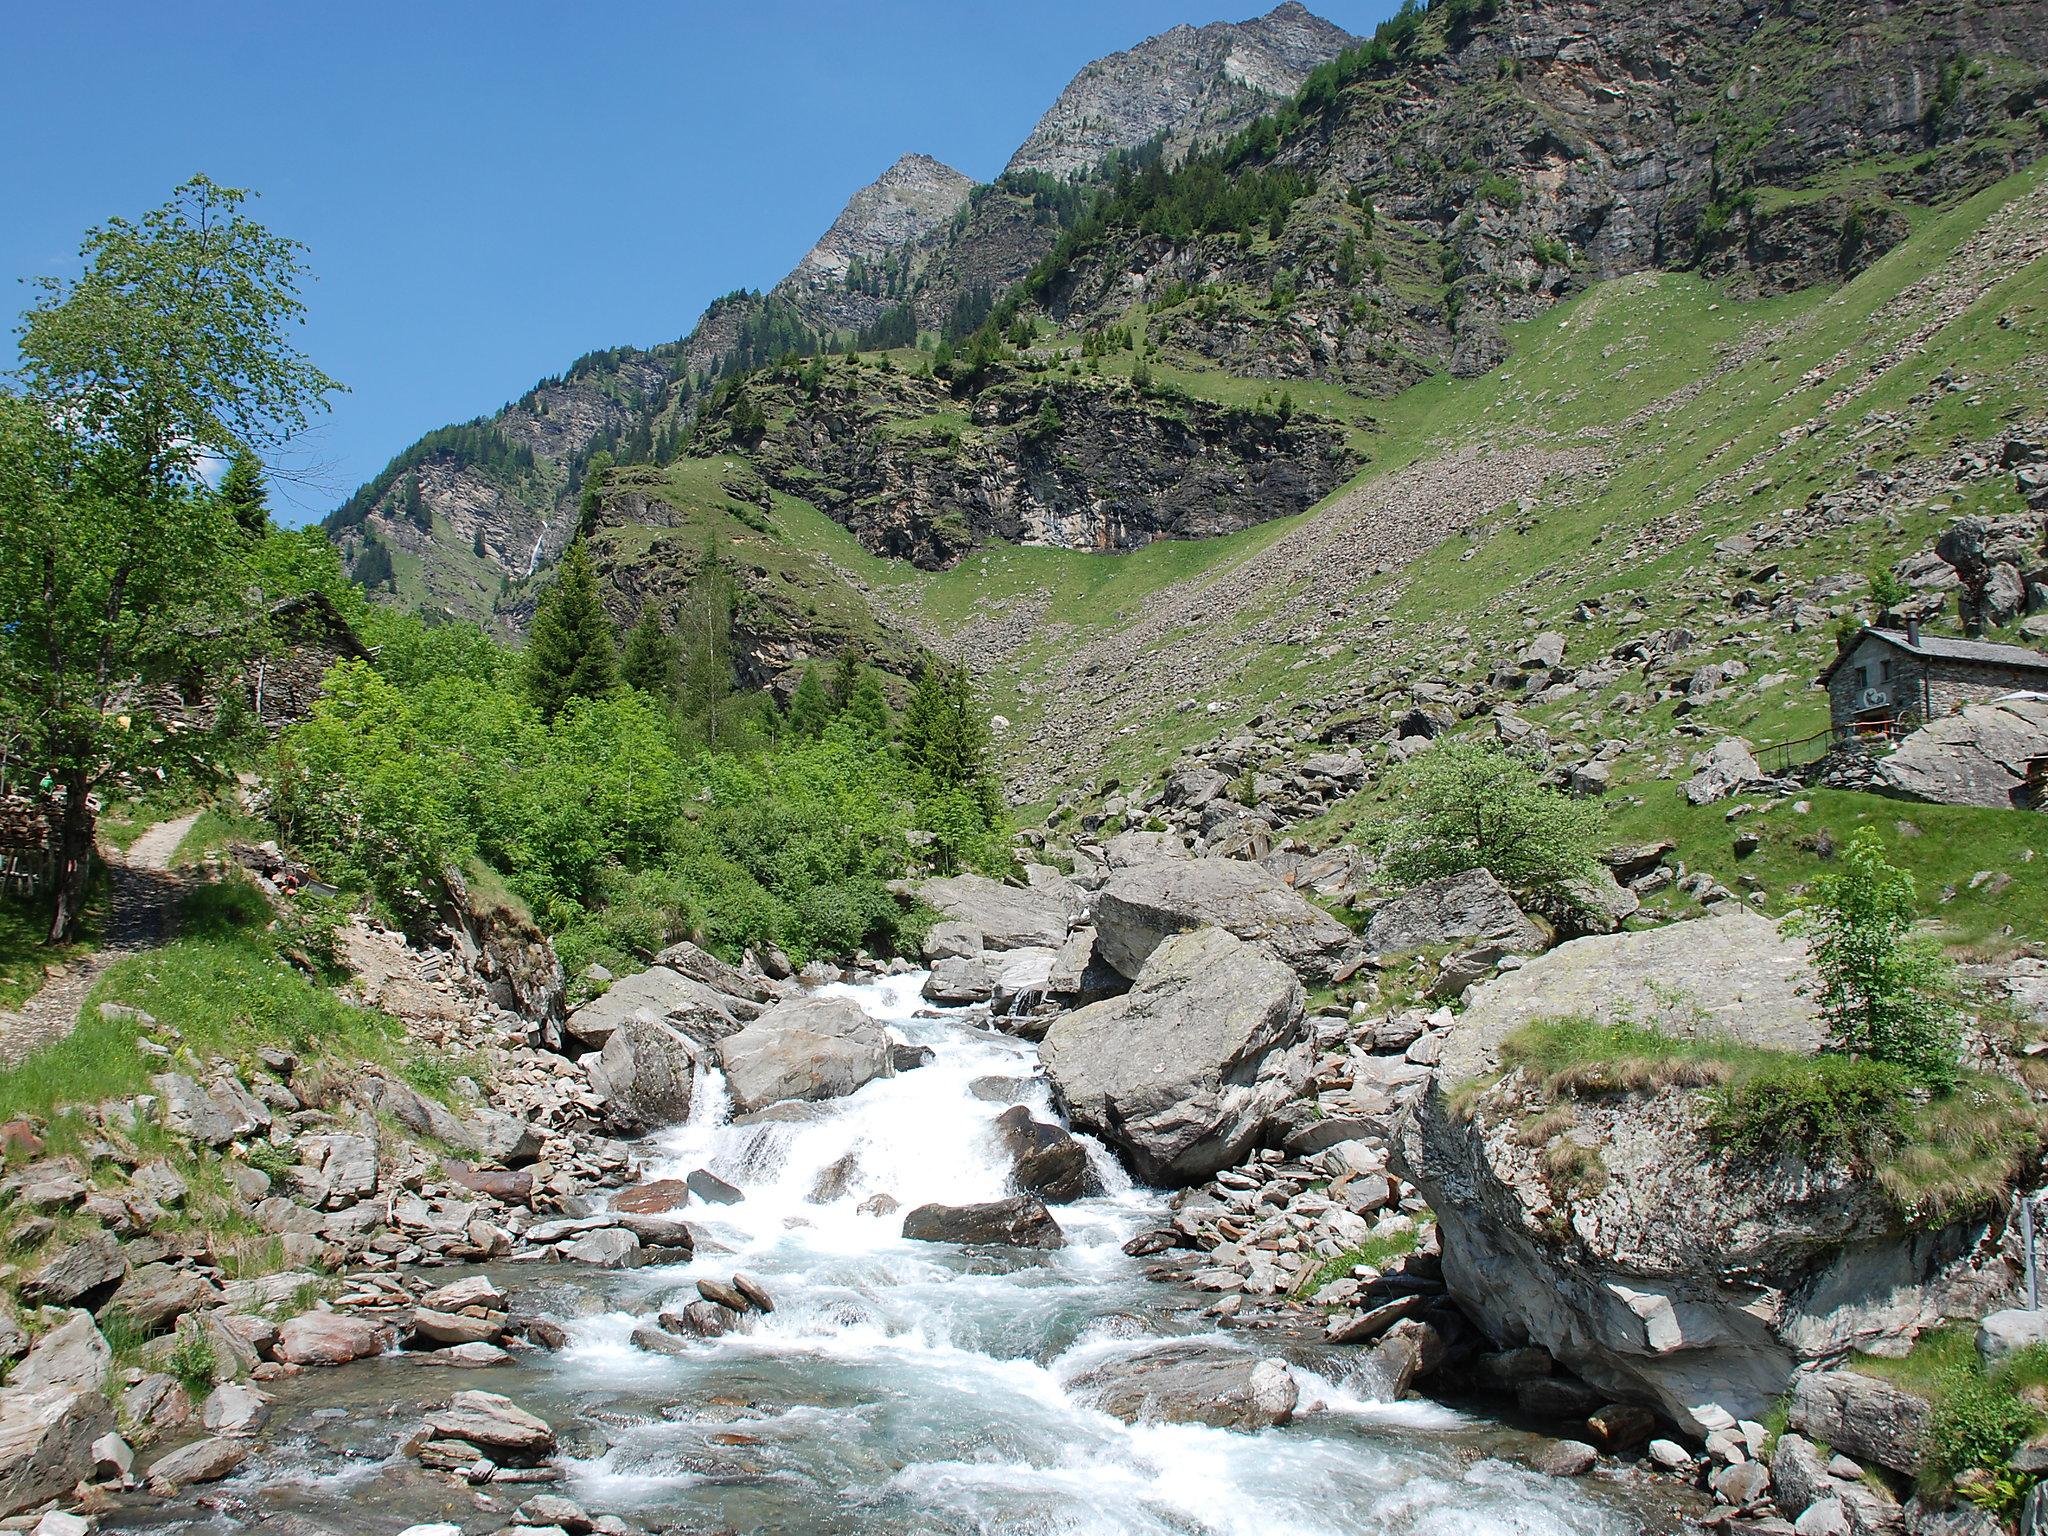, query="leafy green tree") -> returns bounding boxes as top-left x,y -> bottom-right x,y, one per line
218,447 -> 269,536
1790,827 -> 1959,1088
524,541 -> 617,723
1869,565 -> 1911,622
787,667 -> 831,739
4,175 -> 341,942
1378,737 -> 1604,895
620,603 -> 677,701
675,545 -> 747,749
